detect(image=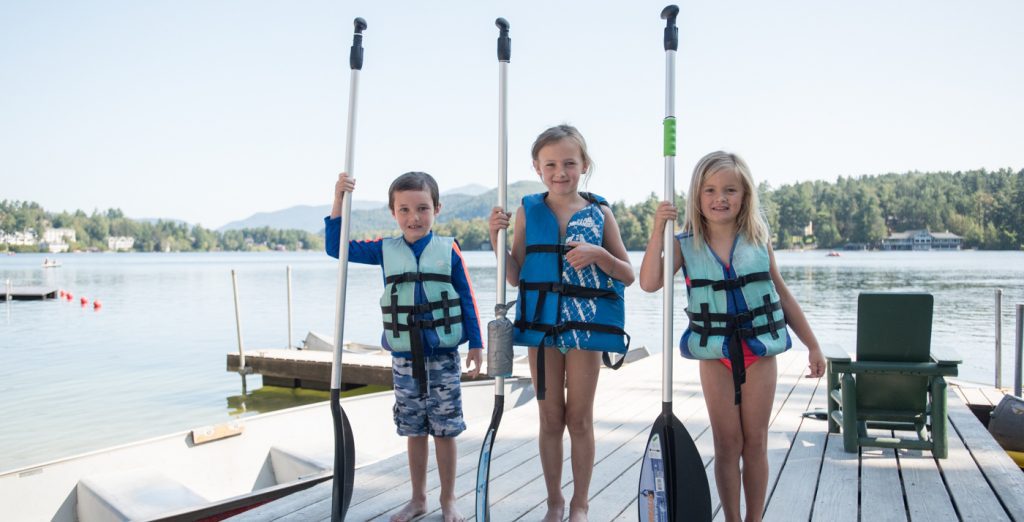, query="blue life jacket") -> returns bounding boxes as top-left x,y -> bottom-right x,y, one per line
678,232 -> 791,404
380,235 -> 464,395
514,192 -> 630,399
